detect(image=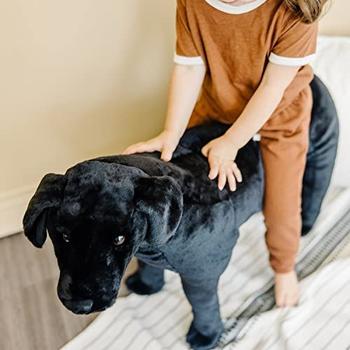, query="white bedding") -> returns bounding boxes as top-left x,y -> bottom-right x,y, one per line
61,186 -> 350,350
